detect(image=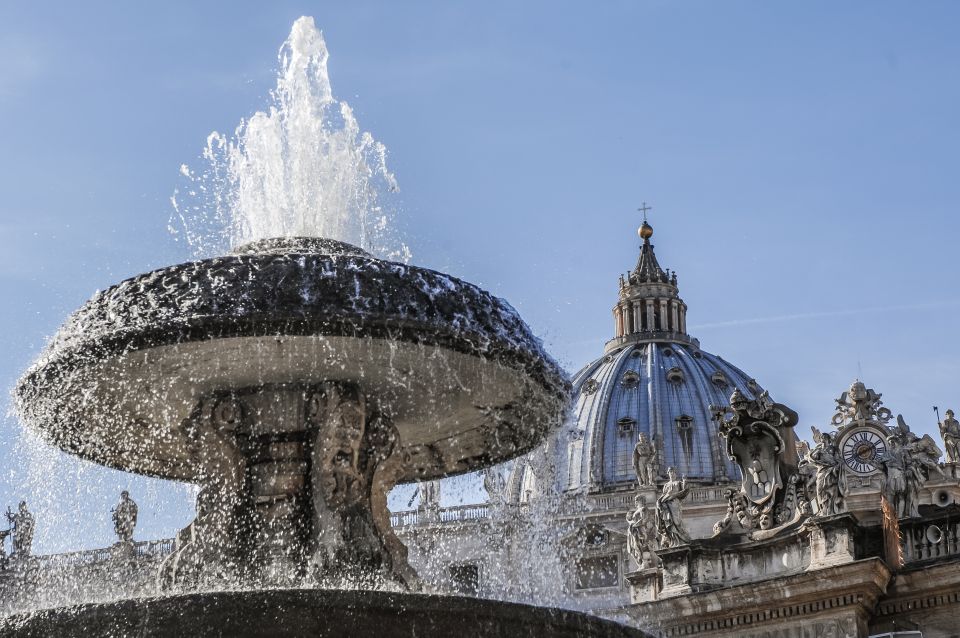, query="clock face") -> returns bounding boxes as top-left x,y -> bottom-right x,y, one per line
841,429 -> 887,474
